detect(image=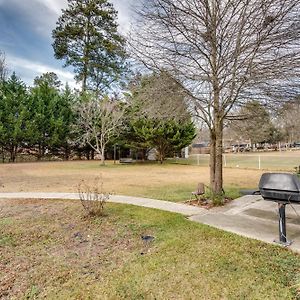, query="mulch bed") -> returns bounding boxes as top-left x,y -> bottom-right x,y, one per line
184,197 -> 233,209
